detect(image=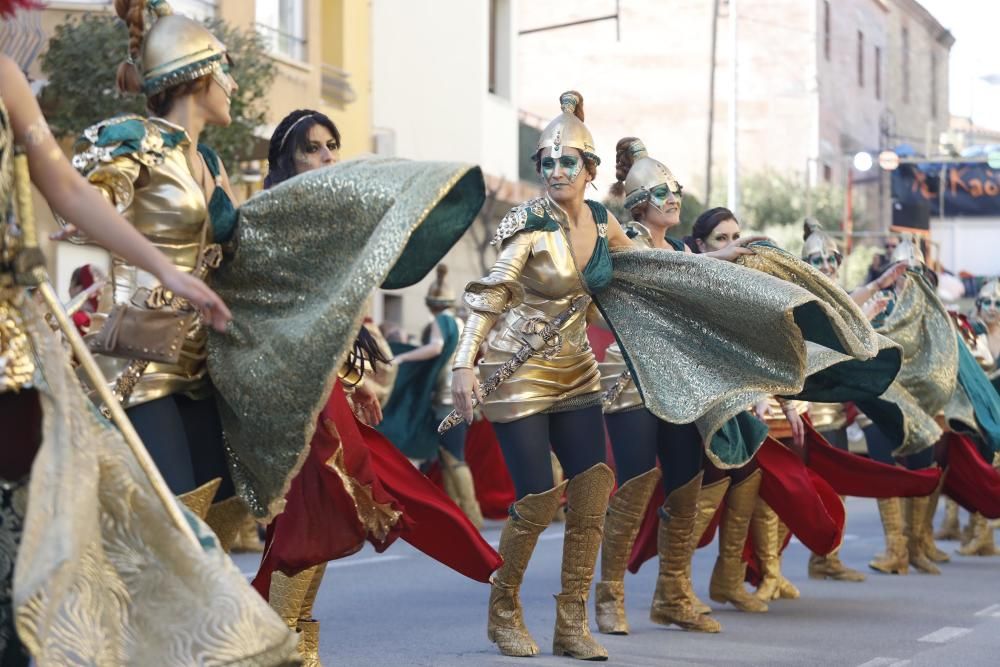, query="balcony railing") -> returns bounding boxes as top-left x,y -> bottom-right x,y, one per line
321,63 -> 357,108
255,22 -> 306,62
